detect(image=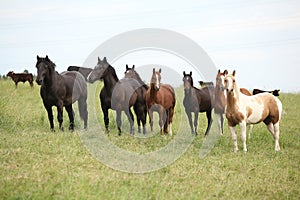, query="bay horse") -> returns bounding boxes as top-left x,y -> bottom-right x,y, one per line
124,65 -> 148,134
35,55 -> 88,131
182,71 -> 213,136
87,57 -> 142,135
7,71 -> 34,88
224,70 -> 282,152
146,68 -> 176,135
214,69 -> 253,136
